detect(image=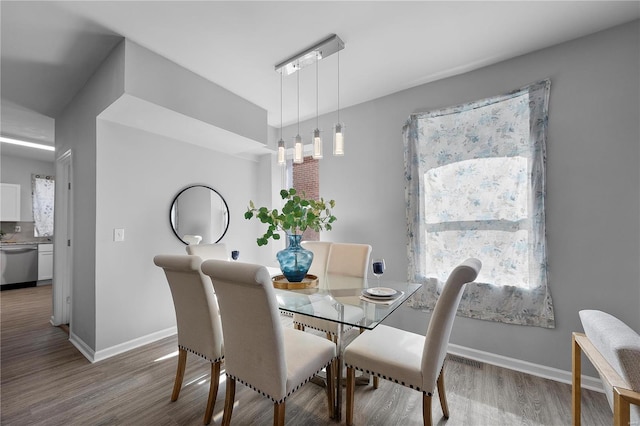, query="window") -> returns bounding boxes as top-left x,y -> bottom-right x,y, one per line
403,80 -> 554,328
32,174 -> 55,237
